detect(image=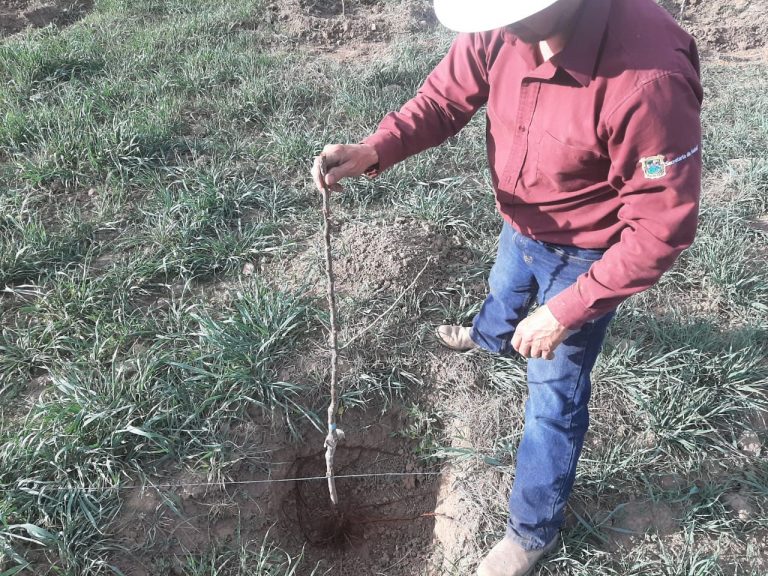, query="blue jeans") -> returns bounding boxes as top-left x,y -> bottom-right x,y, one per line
470,222 -> 614,550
